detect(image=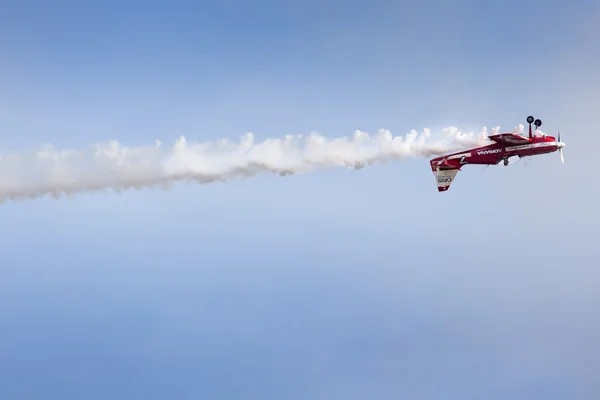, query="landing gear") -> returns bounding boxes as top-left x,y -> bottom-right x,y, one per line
526,116 -> 542,137
503,158 -> 509,166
